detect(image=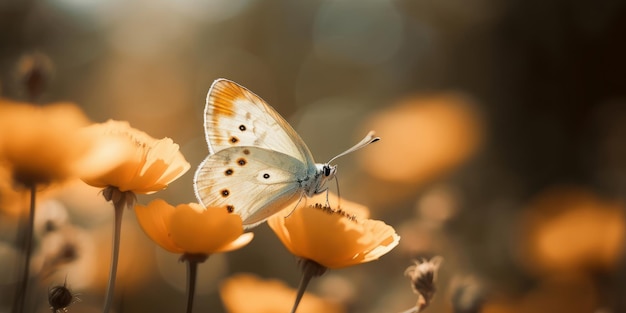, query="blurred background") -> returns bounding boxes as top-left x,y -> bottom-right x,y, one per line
1,0 -> 626,312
